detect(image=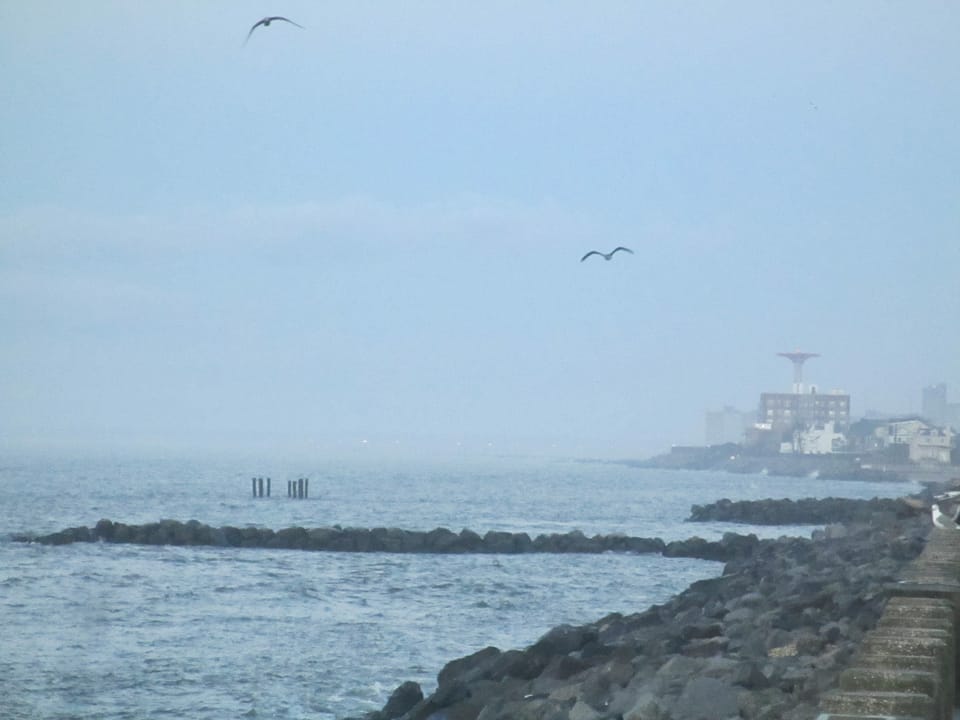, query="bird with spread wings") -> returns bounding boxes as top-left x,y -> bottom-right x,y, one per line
580,247 -> 634,262
245,16 -> 304,45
